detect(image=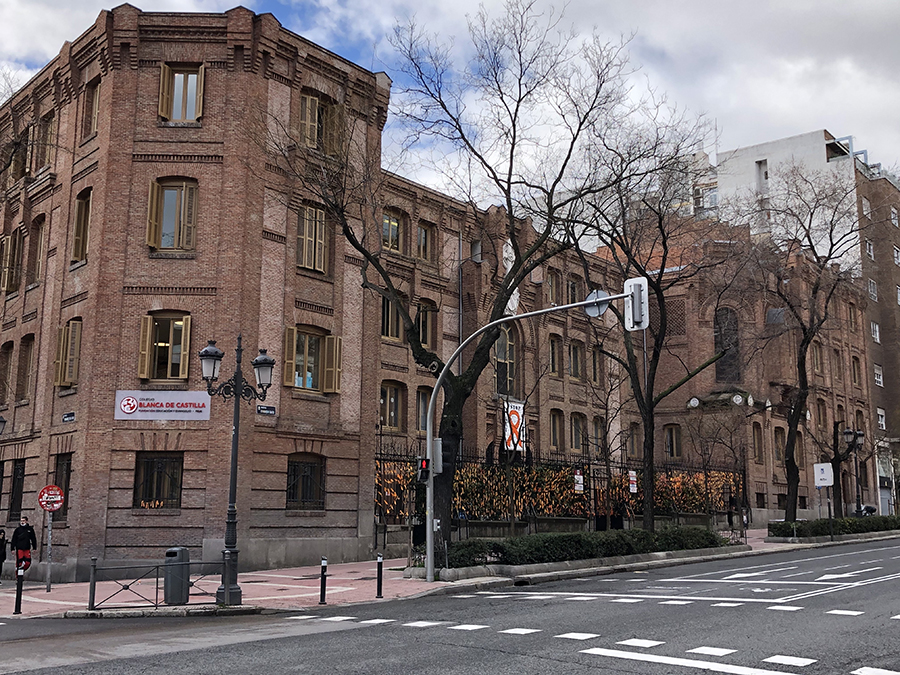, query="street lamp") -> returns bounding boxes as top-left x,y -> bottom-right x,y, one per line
199,335 -> 275,605
843,428 -> 865,518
